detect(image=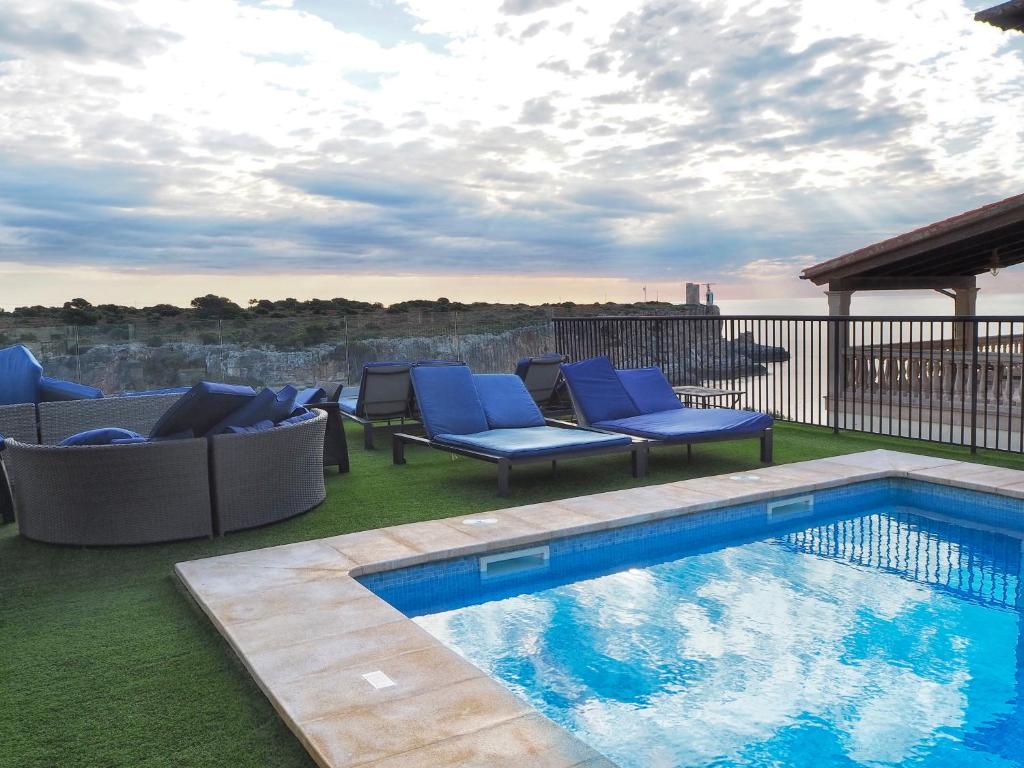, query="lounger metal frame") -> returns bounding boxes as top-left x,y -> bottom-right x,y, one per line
392,419 -> 649,497
566,386 -> 774,463
334,368 -> 417,450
